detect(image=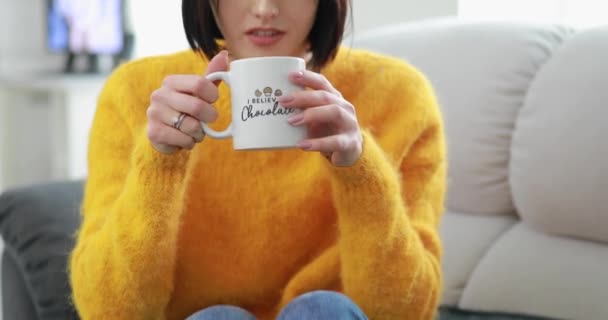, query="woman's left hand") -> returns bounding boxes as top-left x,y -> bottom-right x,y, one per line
278,70 -> 362,167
